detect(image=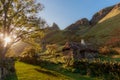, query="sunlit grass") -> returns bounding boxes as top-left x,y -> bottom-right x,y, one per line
83,13 -> 120,45
15,62 -> 71,80
99,7 -> 120,23
6,61 -> 102,80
